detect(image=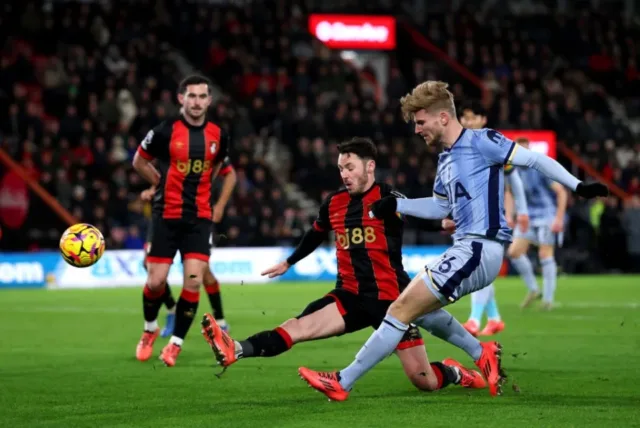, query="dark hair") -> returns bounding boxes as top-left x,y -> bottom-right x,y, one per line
337,137 -> 377,160
178,74 -> 212,95
459,100 -> 487,118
